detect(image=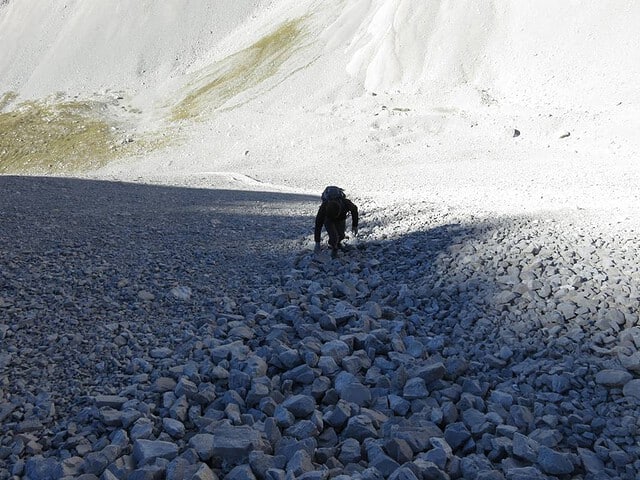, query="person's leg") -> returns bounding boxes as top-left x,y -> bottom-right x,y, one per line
337,219 -> 346,242
325,220 -> 339,255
